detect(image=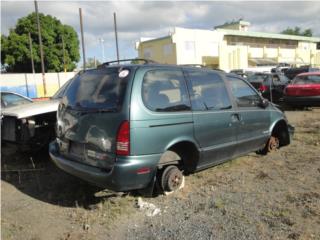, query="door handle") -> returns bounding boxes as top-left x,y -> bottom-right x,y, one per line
231,113 -> 241,122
